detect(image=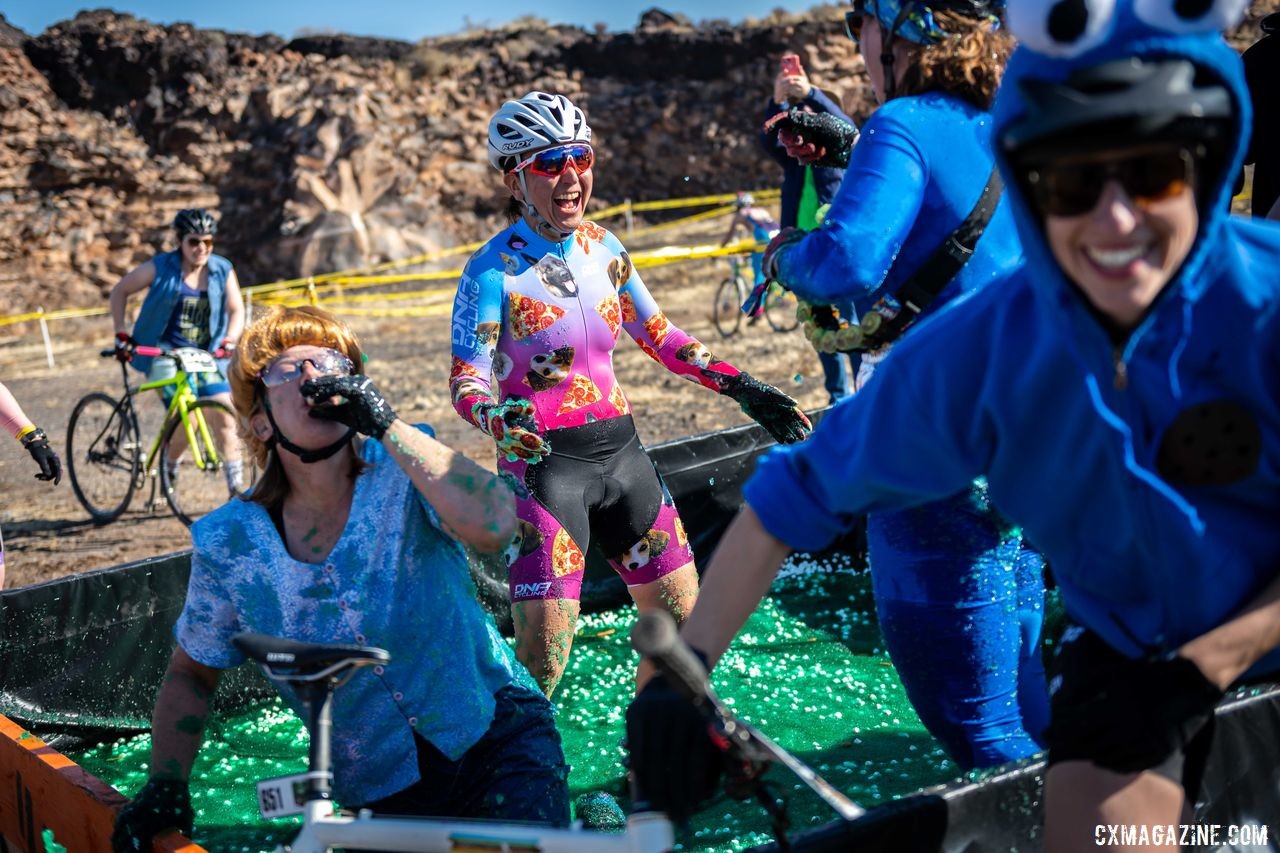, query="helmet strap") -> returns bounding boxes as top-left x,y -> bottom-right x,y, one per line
517,170 -> 575,240
261,393 -> 355,464
878,1 -> 914,101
